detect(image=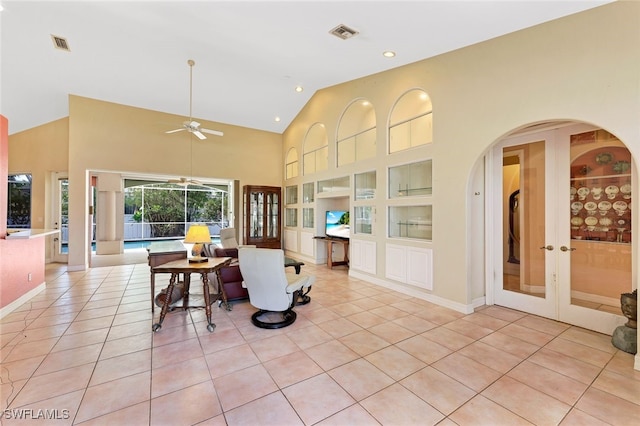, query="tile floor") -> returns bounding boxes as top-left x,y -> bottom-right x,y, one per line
1,260 -> 639,425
